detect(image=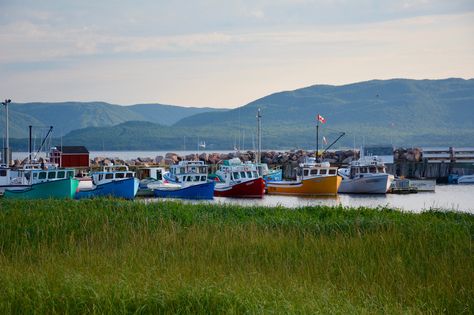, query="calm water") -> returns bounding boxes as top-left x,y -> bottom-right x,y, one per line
144,185 -> 474,214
